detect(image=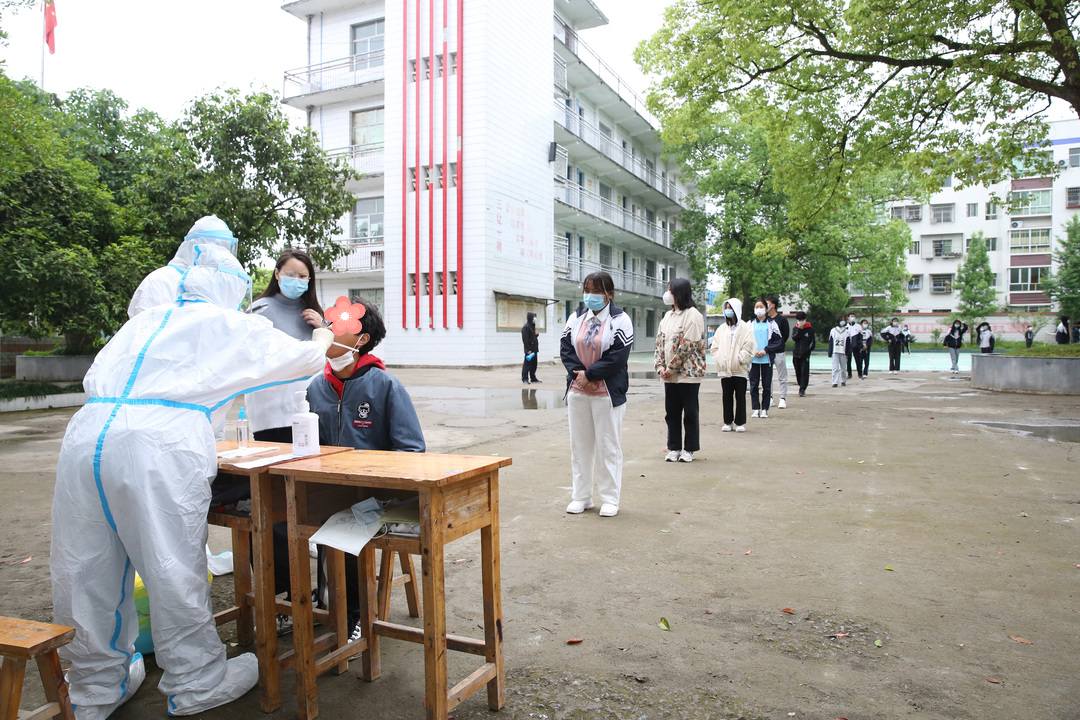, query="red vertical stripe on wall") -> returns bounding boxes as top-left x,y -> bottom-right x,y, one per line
456,0 -> 463,328
414,0 -> 422,328
428,0 -> 435,328
441,0 -> 448,328
401,0 -> 409,328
